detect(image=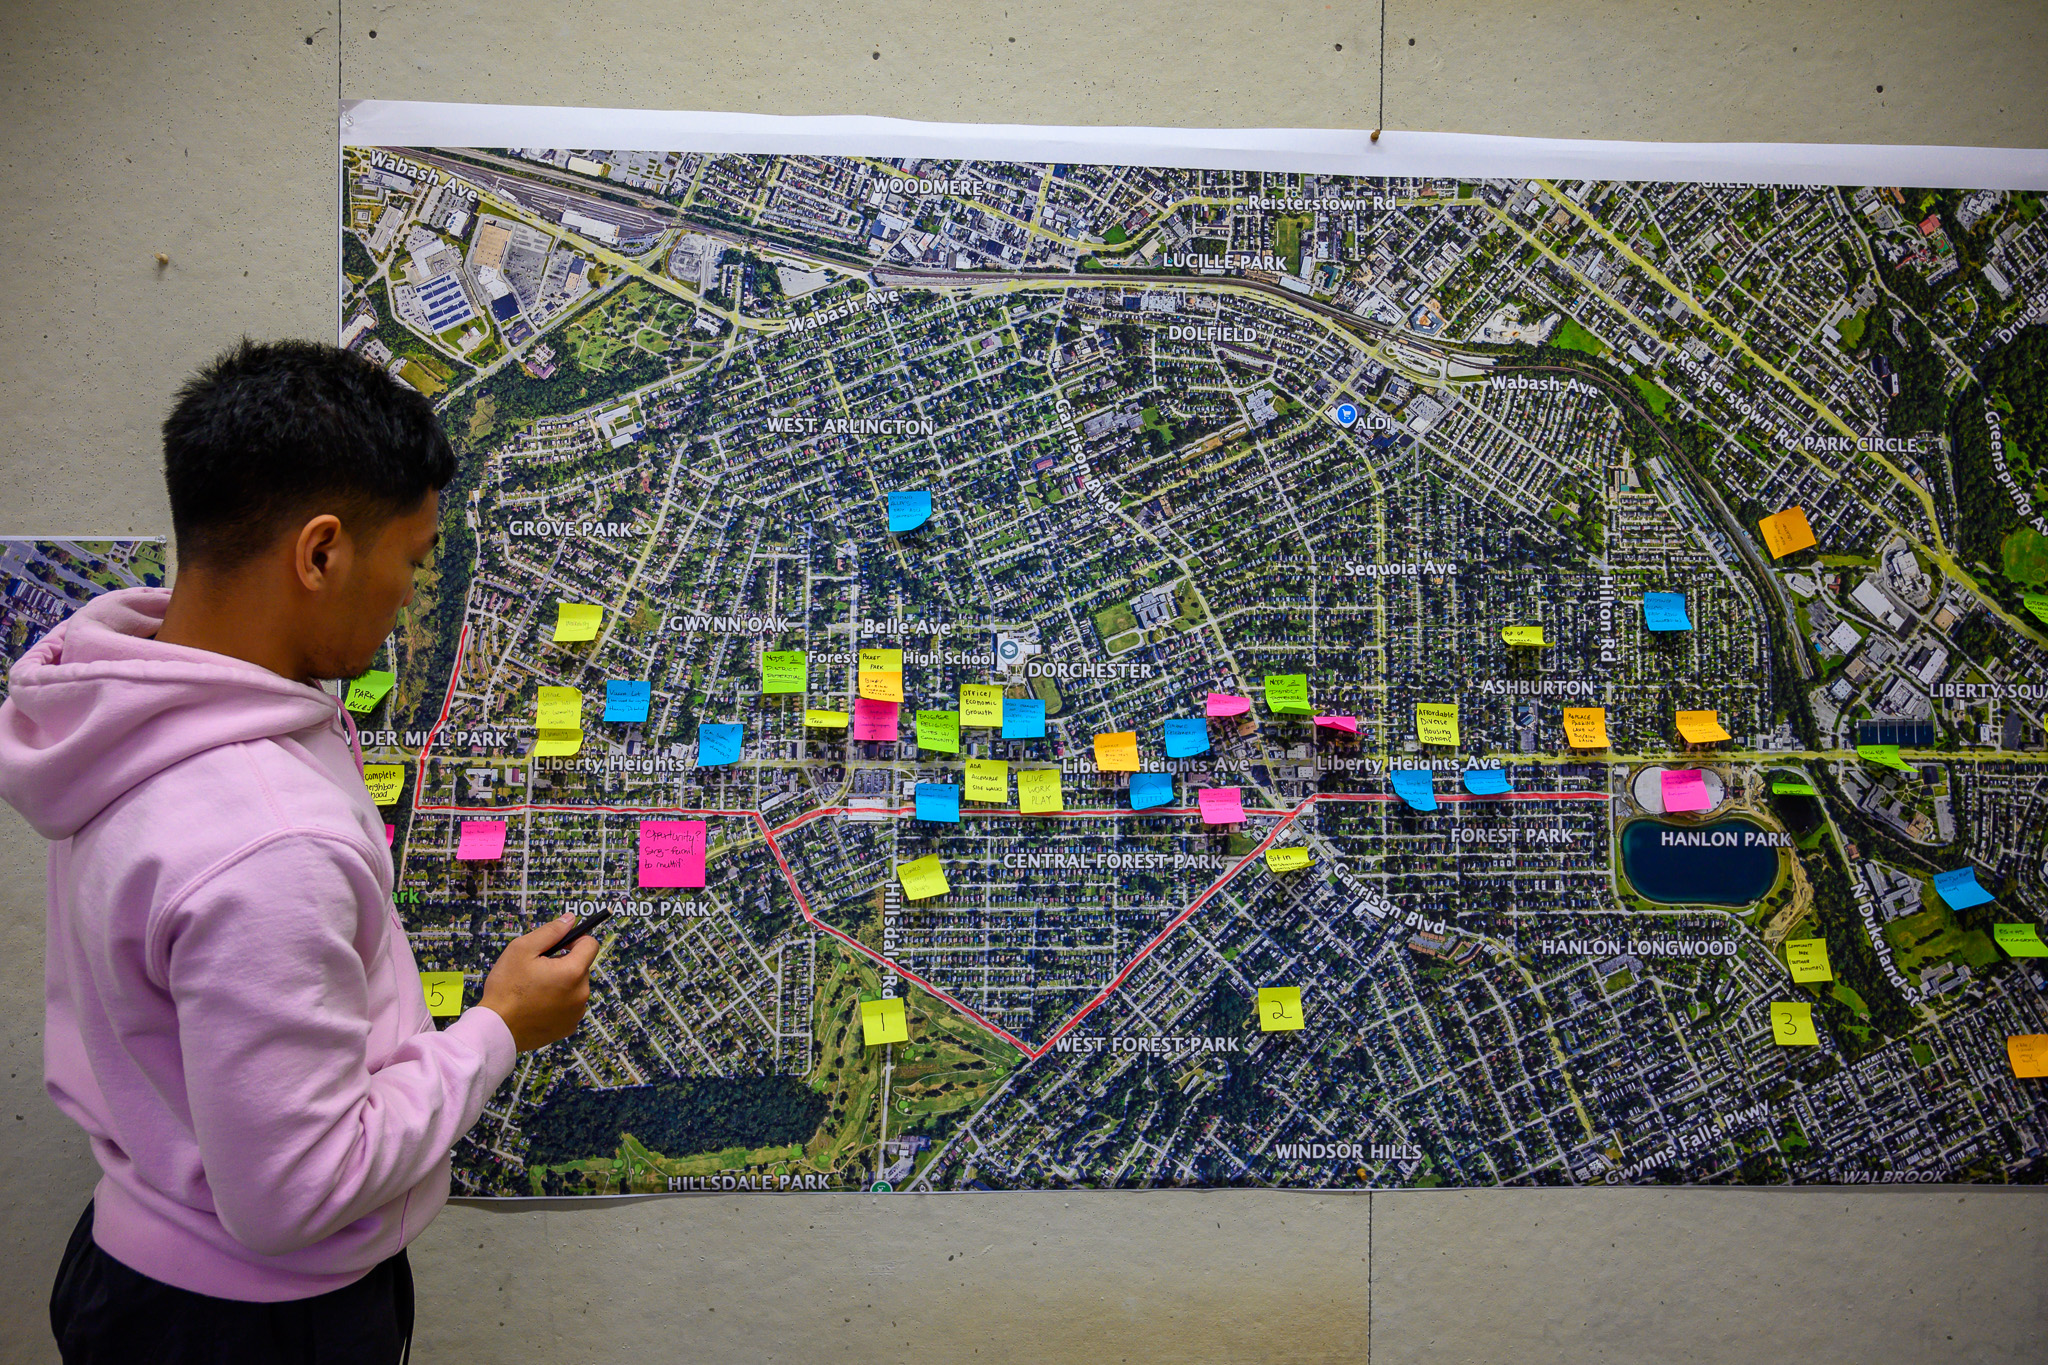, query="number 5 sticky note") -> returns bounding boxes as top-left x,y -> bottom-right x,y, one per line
420,972 -> 465,1017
